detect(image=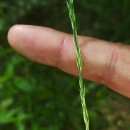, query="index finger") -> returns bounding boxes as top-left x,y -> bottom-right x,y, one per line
8,25 -> 130,98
